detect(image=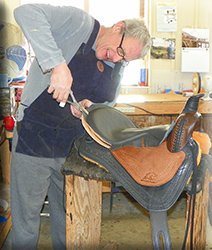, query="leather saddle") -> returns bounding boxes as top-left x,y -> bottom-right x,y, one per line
74,93 -> 210,249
